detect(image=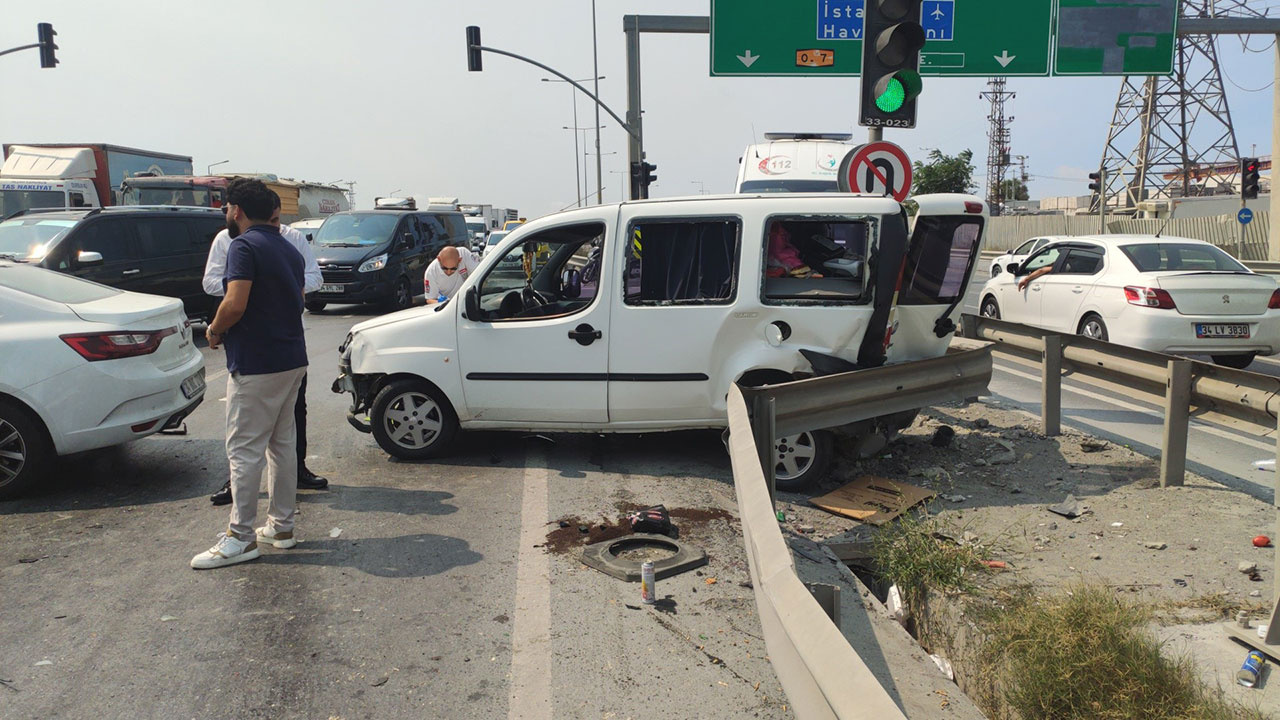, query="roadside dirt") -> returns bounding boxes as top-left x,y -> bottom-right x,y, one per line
543,502 -> 735,555
768,396 -> 1280,715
